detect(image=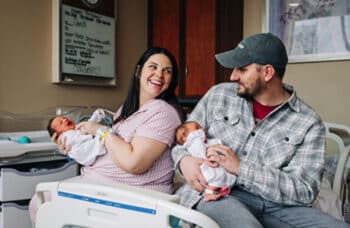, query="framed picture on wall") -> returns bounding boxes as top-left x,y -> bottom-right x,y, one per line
263,0 -> 350,63
52,0 -> 117,86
